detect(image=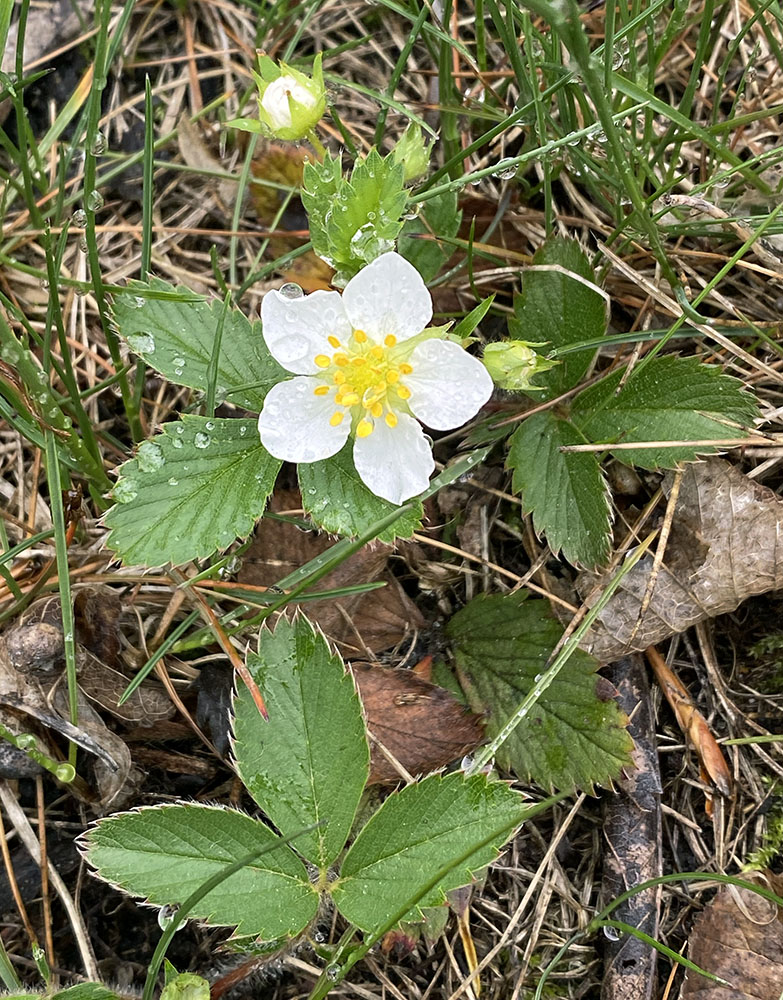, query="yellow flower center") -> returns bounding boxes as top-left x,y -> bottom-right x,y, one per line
312,329 -> 414,435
